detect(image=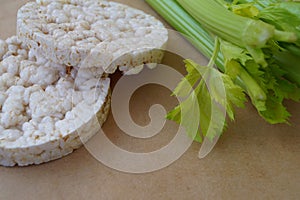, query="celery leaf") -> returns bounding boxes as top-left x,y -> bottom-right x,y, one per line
167,59 -> 246,142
